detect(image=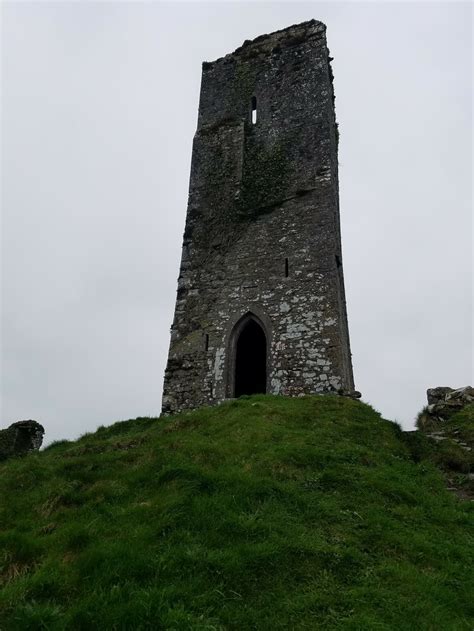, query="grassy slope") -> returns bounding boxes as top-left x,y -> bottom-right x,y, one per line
411,405 -> 474,500
0,396 -> 472,630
